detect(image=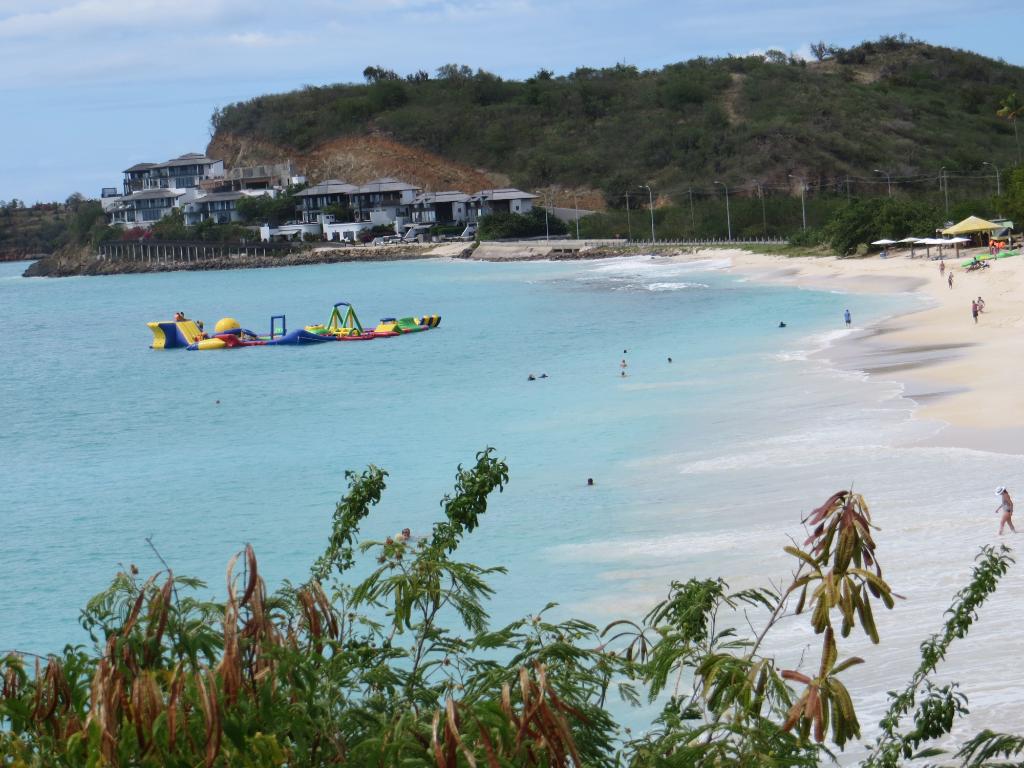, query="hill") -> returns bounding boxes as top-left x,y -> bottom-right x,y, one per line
208,36 -> 1024,208
0,202 -> 71,260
